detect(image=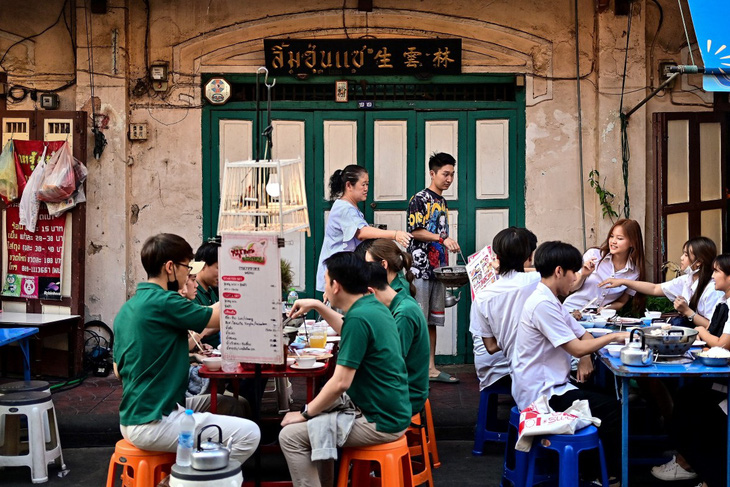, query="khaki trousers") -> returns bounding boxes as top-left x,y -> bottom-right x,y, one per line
120,394 -> 260,464
279,414 -> 405,487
